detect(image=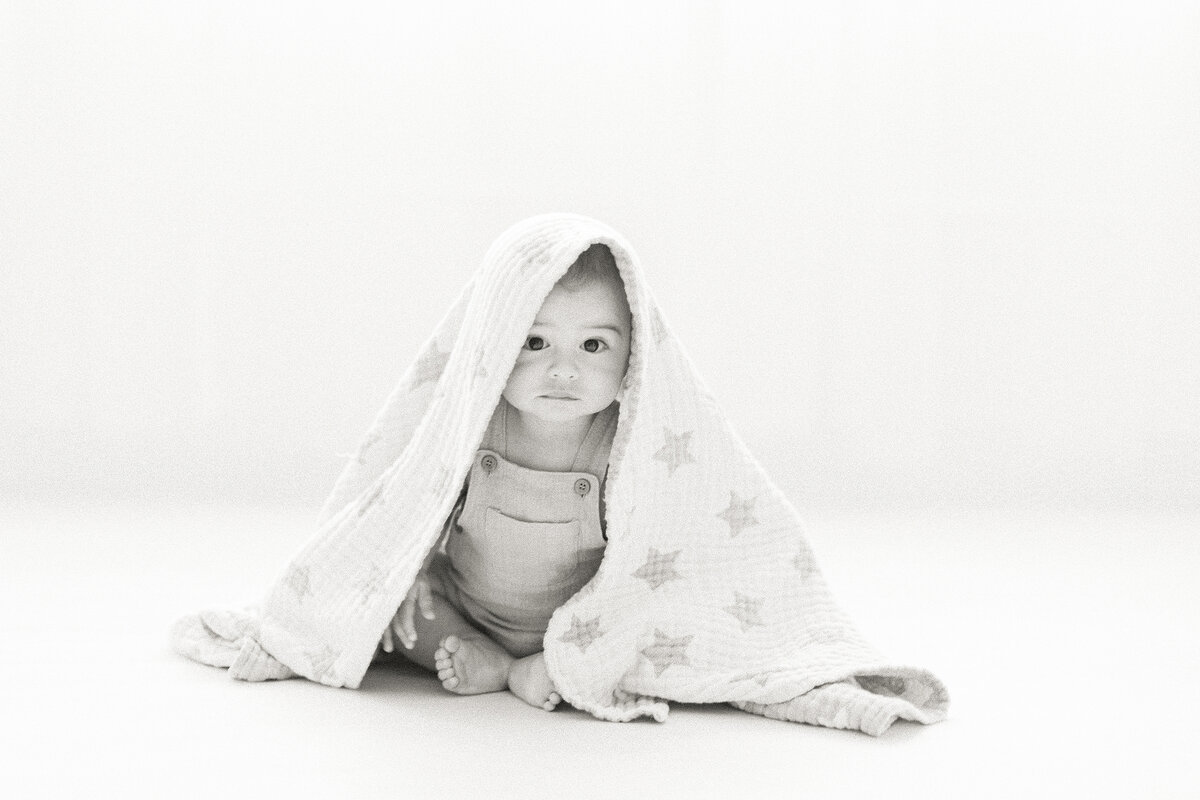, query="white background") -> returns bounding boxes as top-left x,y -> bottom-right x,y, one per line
4,0 -> 1196,513
3,2 -> 1199,798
